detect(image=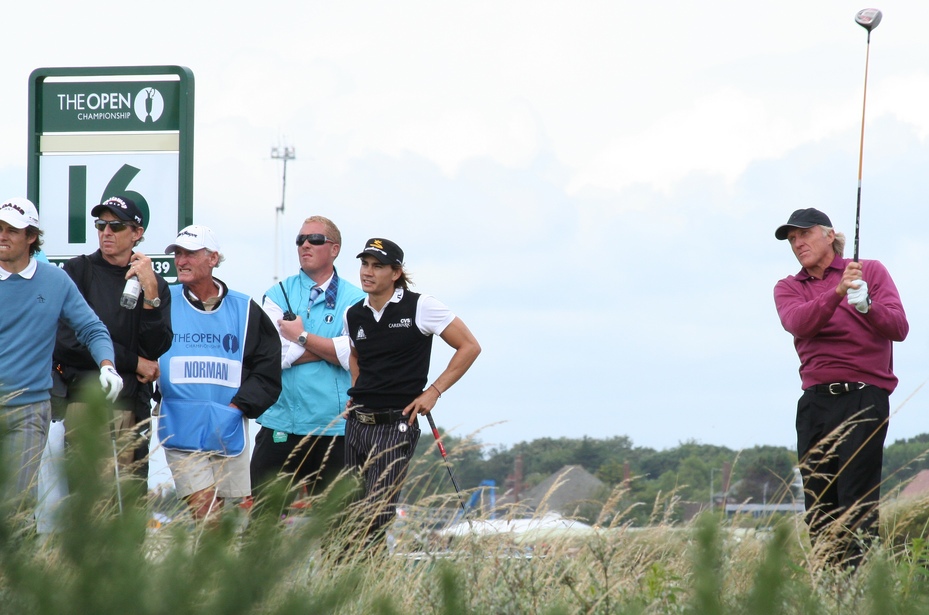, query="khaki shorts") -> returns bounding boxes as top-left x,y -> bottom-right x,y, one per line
164,421 -> 250,499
